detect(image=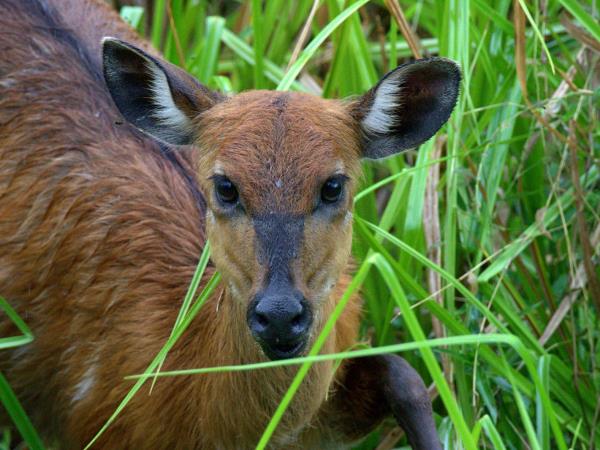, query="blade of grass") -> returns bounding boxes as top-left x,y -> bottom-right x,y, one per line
359,219 -> 567,449
276,0 -> 370,91
478,188 -> 574,281
479,415 -> 508,450
0,297 -> 33,350
150,0 -> 166,49
0,373 -> 44,450
251,0 -> 266,88
556,0 -> 600,43
536,355 -> 551,449
221,29 -> 310,92
190,17 -> 225,83
129,334 -> 534,378
84,272 -> 221,450
516,0 -> 555,73
0,297 -> 43,449
150,242 -> 212,390
505,357 -> 542,450
254,256 -> 373,449
373,254 -> 476,449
